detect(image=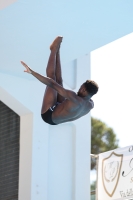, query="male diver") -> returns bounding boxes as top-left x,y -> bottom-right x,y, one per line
21,36 -> 98,125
